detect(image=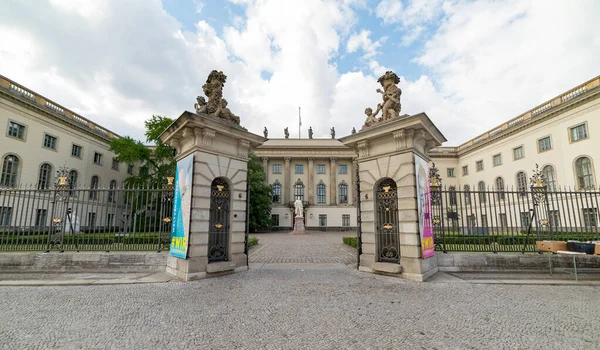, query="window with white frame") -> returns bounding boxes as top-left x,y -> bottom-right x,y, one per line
342,214 -> 350,227
317,182 -> 326,203
272,182 -> 281,203
0,207 -> 12,226
295,164 -> 303,174
338,182 -> 348,203
493,154 -> 502,166
71,144 -> 82,158
582,208 -> 597,227
478,181 -> 486,203
495,177 -> 505,200
93,152 -> 102,165
1,155 -> 19,187
516,171 -> 527,195
542,165 -> 557,191
538,136 -> 552,152
476,160 -> 483,172
338,165 -> 347,174
447,168 -> 455,177
37,163 -> 53,189
111,158 -> 119,170
7,121 -> 25,140
570,123 -> 588,142
319,214 -> 327,227
513,146 -> 524,160
43,134 -> 57,150
575,157 -> 594,189
462,166 -> 468,176
294,182 -> 304,200
272,164 -> 282,174
316,164 -> 326,174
